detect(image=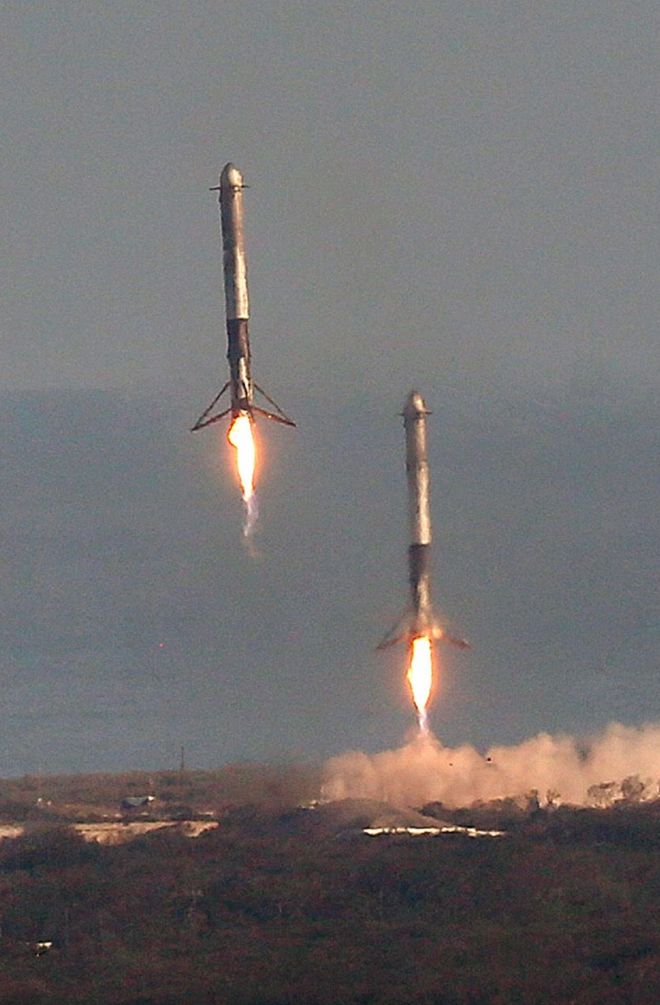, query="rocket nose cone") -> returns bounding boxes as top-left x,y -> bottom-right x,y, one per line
403,390 -> 429,417
220,163 -> 244,189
